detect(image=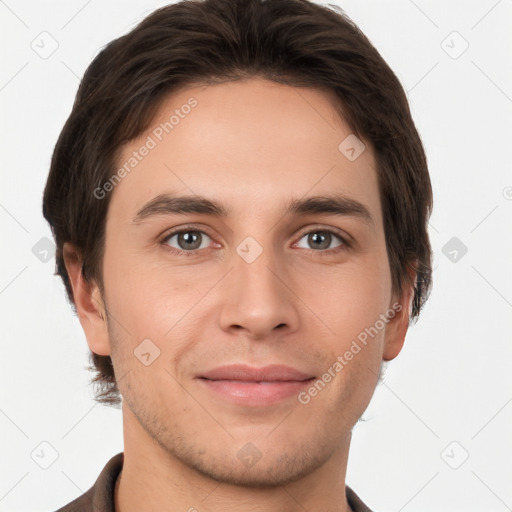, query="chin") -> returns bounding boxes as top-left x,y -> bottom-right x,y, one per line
171,444 -> 329,489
